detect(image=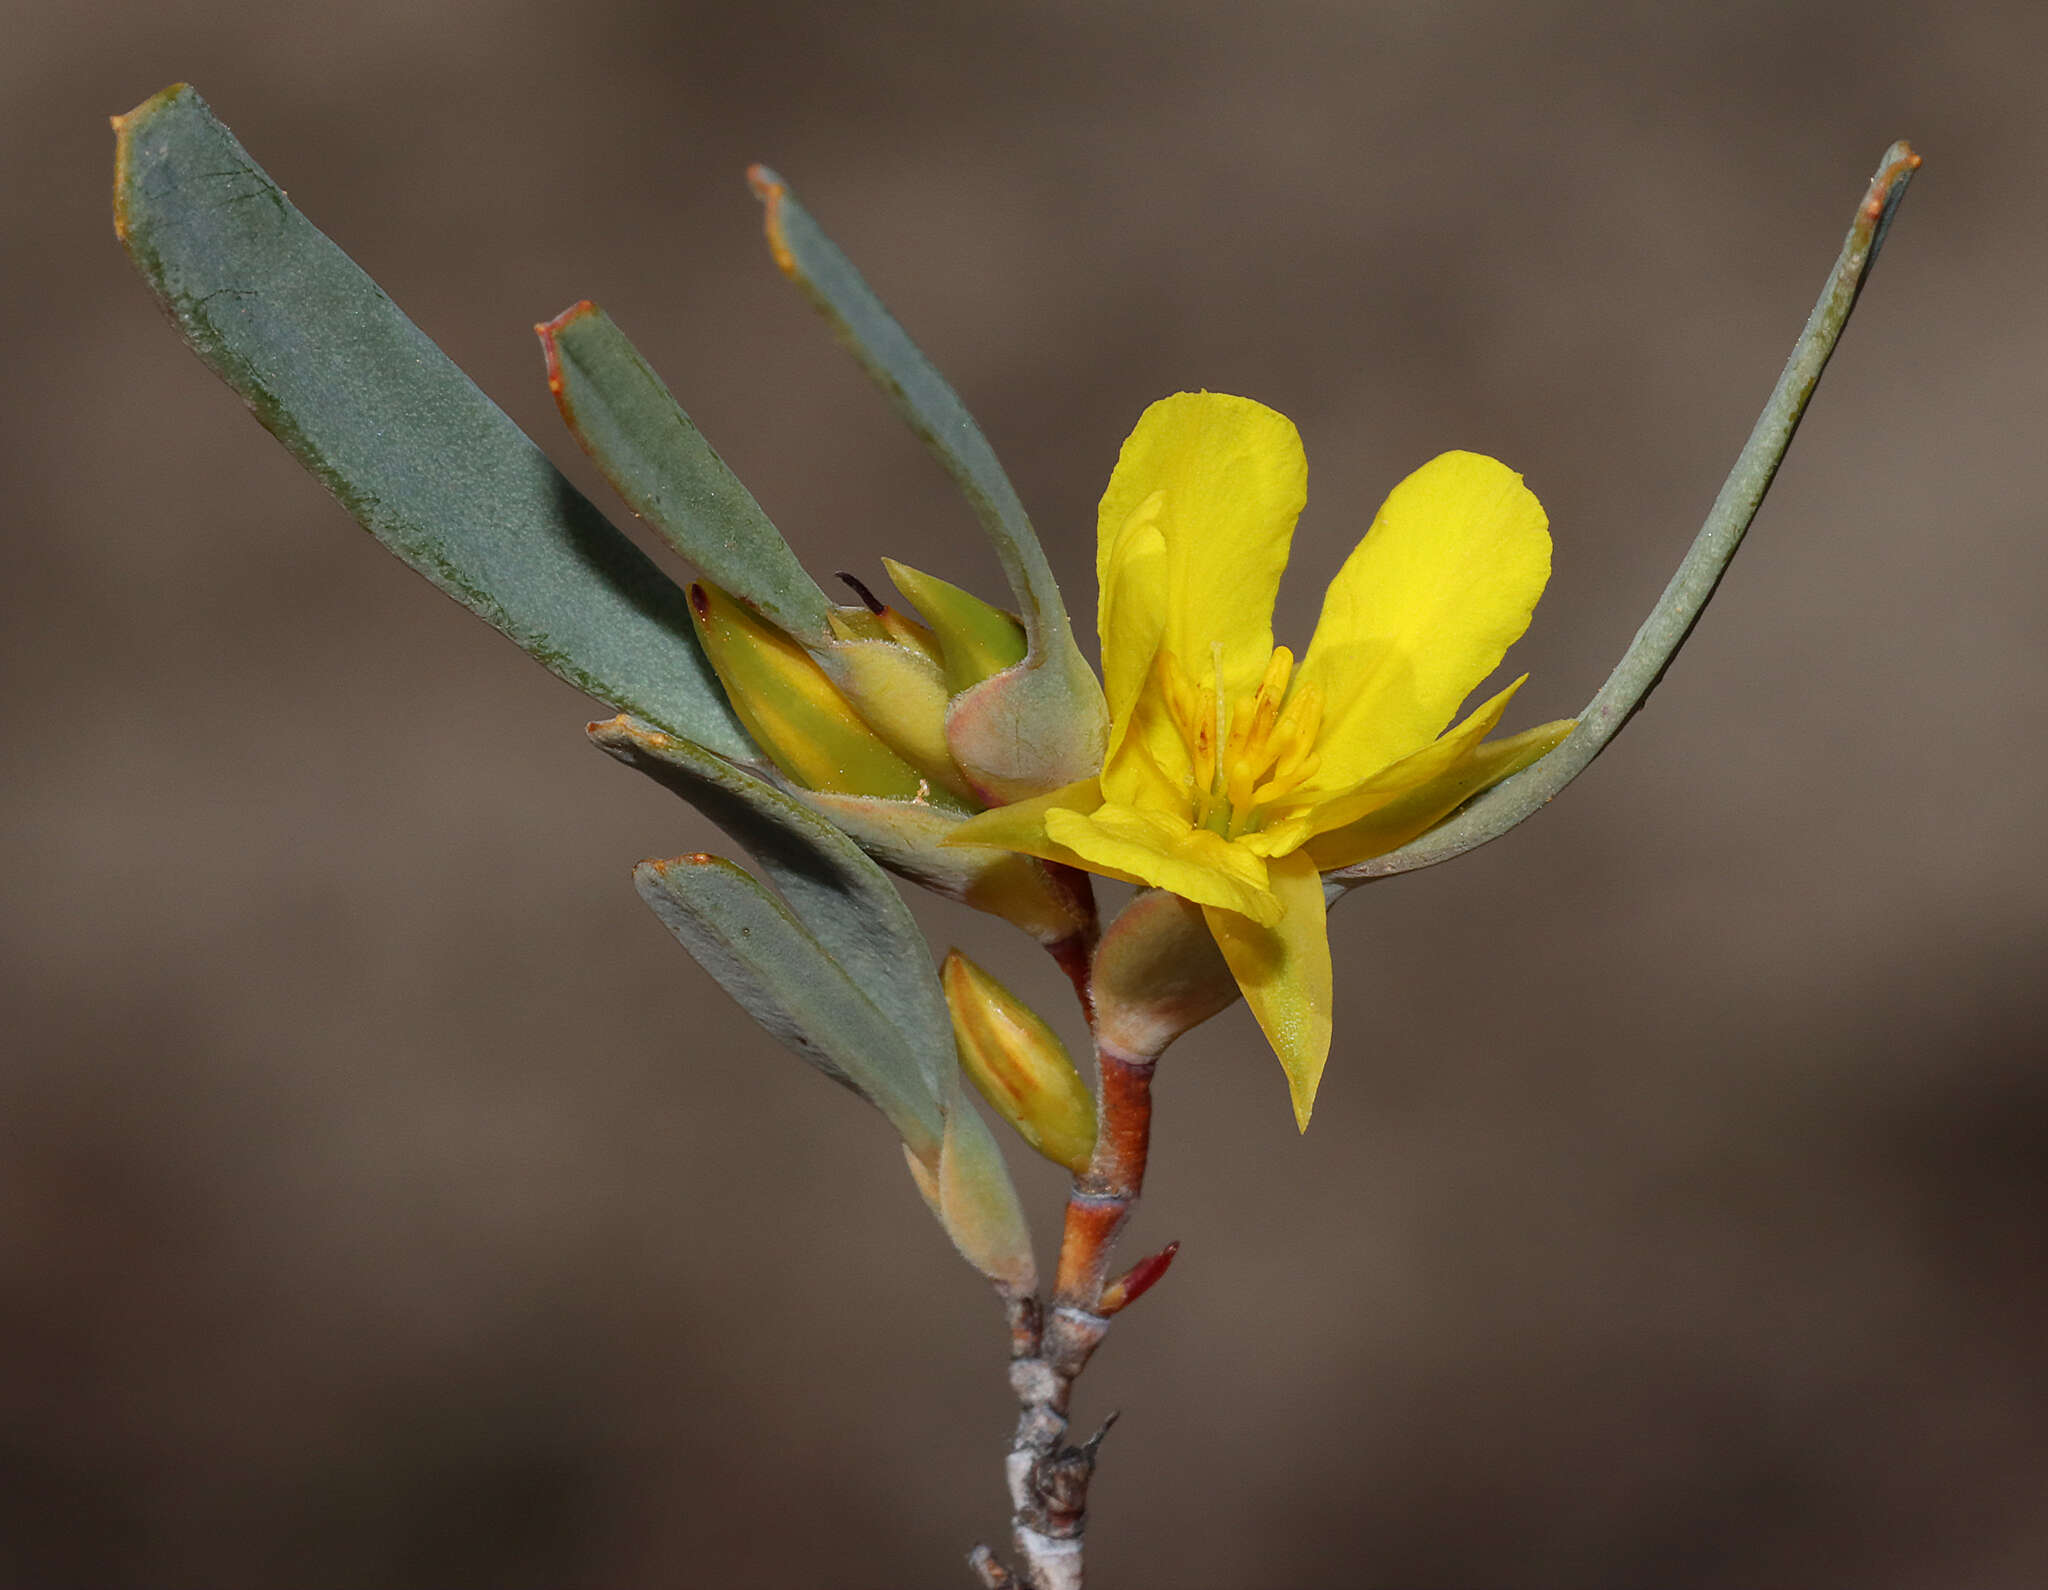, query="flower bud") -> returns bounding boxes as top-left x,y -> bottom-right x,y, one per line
882,558 -> 1029,693
825,595 -> 943,664
815,635 -> 978,805
942,951 -> 1096,1174
687,581 -> 942,803
1090,888 -> 1241,1063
